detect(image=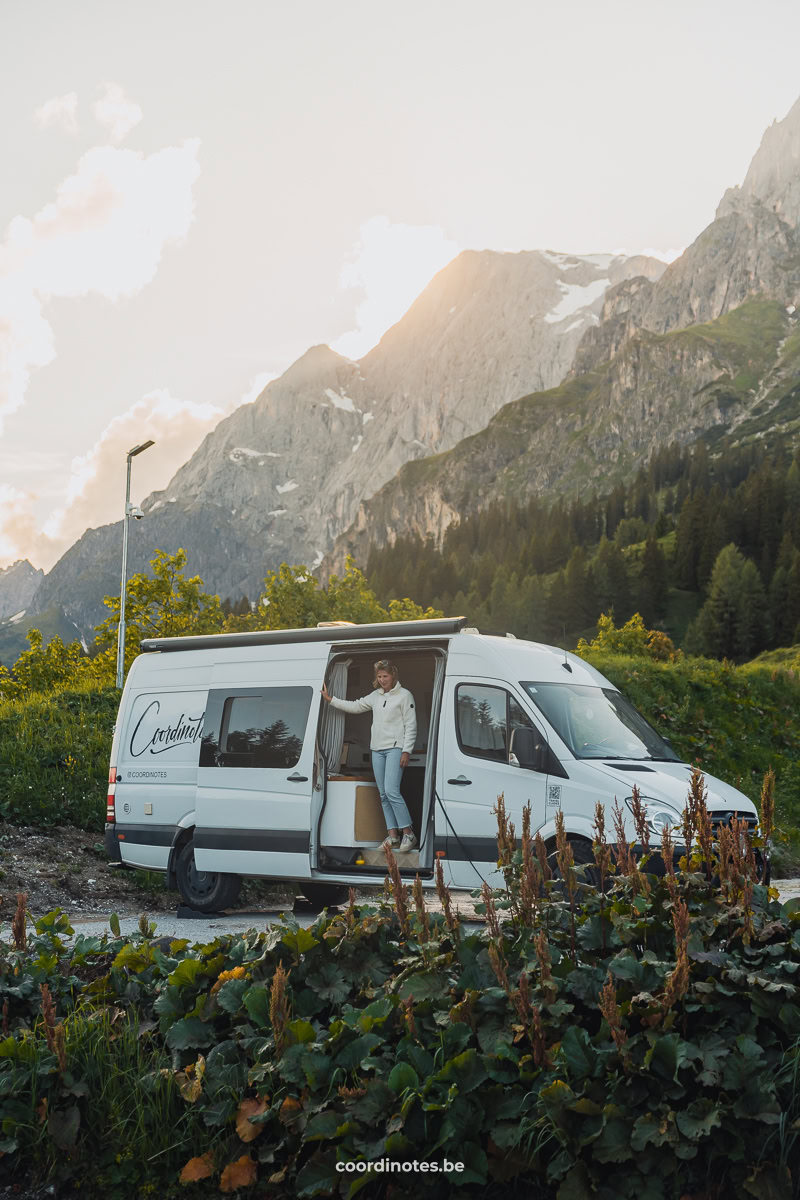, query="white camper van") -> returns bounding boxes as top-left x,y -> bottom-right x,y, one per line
104,617 -> 763,911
